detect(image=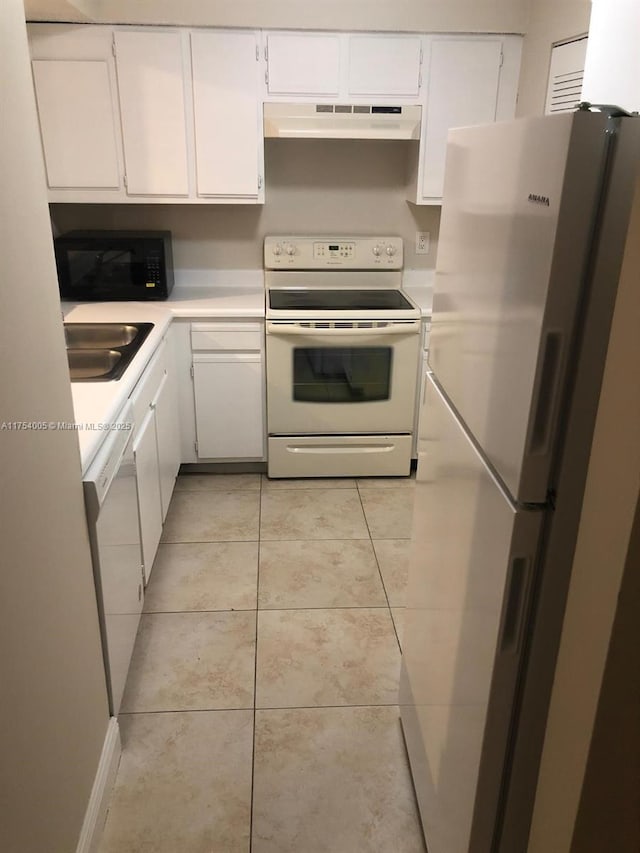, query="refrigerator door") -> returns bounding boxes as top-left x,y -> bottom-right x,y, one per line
429,112 -> 611,503
400,375 -> 542,853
